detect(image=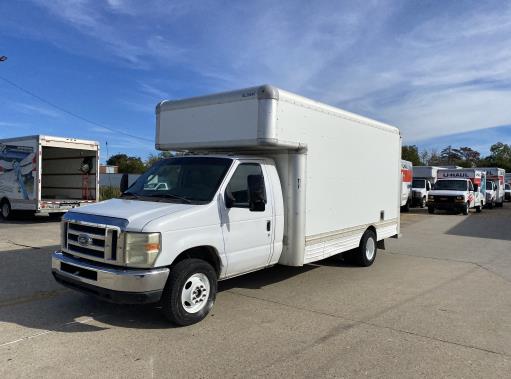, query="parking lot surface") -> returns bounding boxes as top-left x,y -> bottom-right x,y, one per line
1,207 -> 510,378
